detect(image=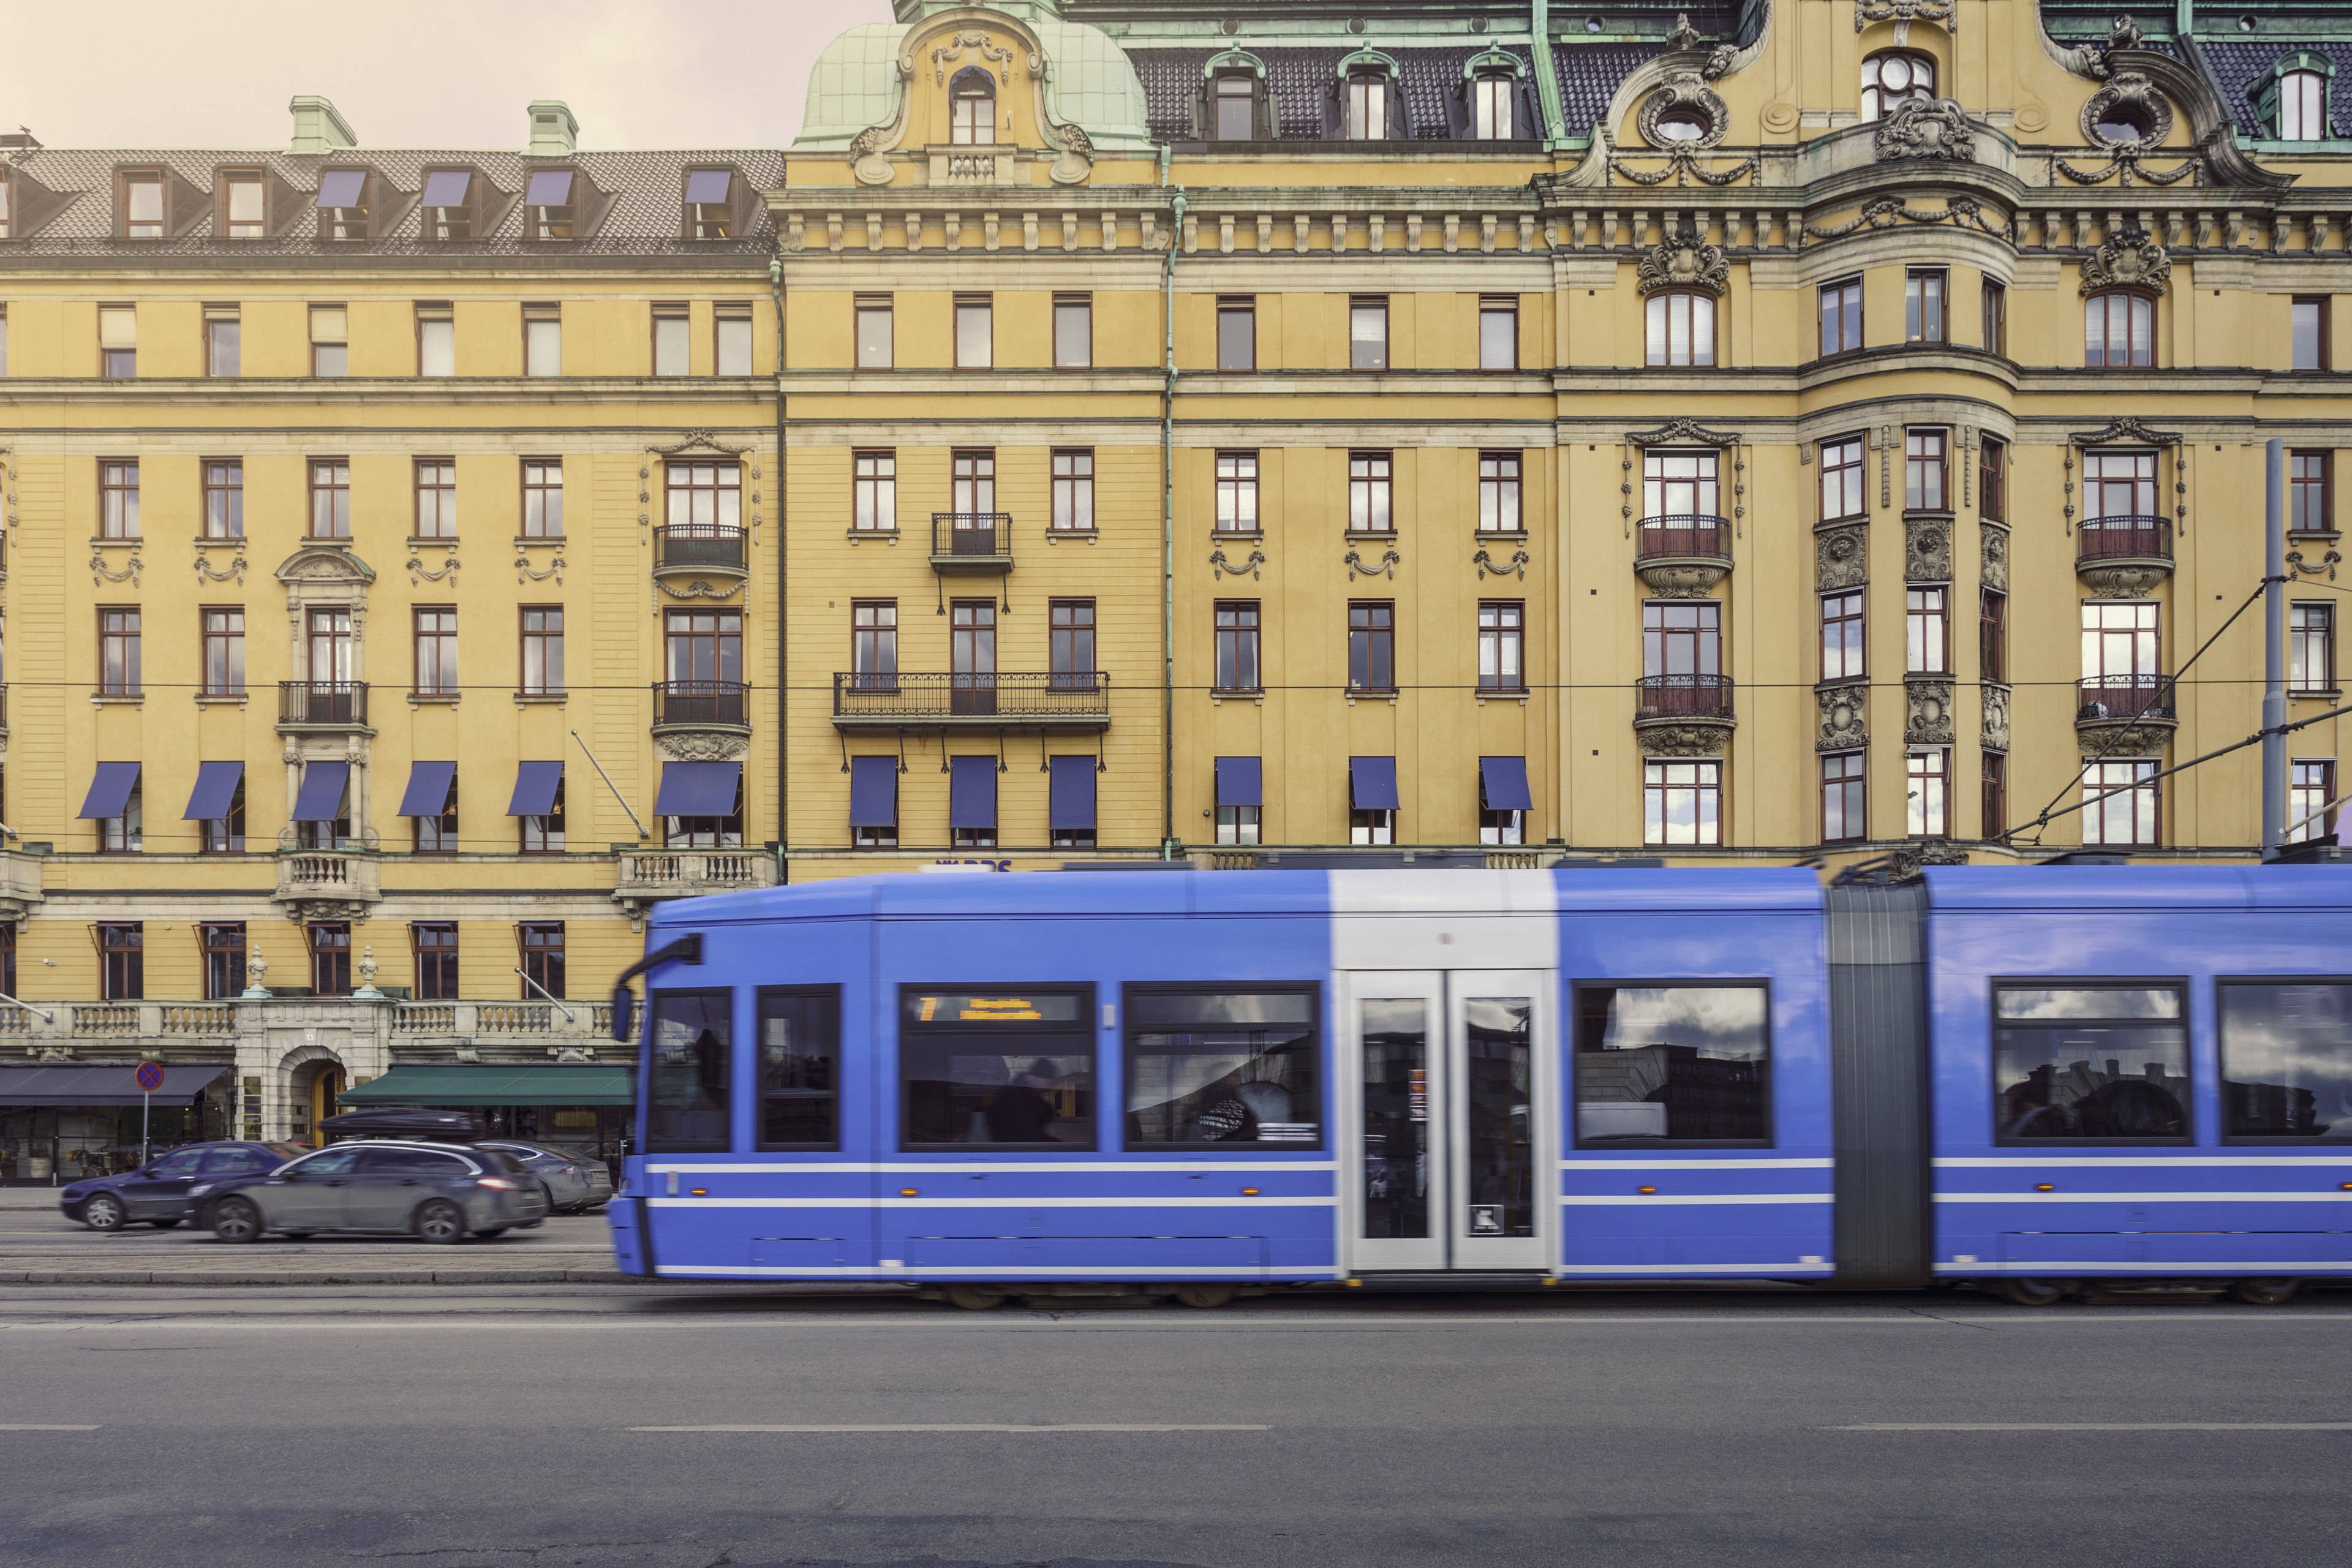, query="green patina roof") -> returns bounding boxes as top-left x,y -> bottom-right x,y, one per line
341,1064 -> 633,1107
797,13 -> 1154,151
